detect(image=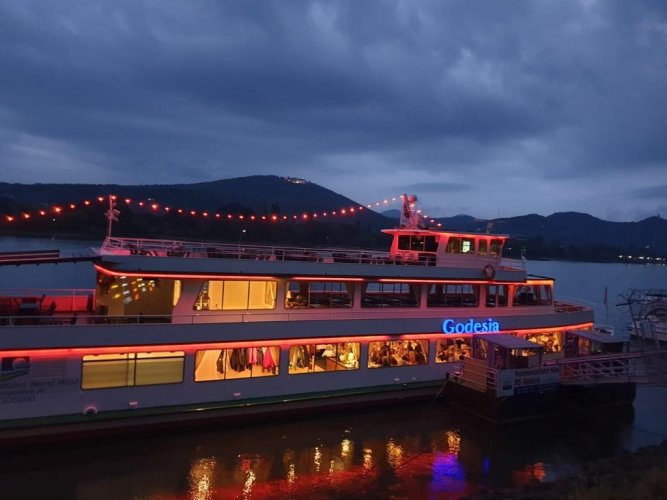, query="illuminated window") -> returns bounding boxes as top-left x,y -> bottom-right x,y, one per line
285,281 -> 353,309
288,342 -> 360,374
521,331 -> 562,353
194,346 -> 280,381
135,352 -> 185,386
367,339 -> 429,368
82,351 -> 184,389
435,338 -> 472,363
194,280 -> 276,311
362,282 -> 420,308
173,280 -> 182,306
445,236 -> 474,254
223,281 -> 249,309
428,284 -> 479,307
